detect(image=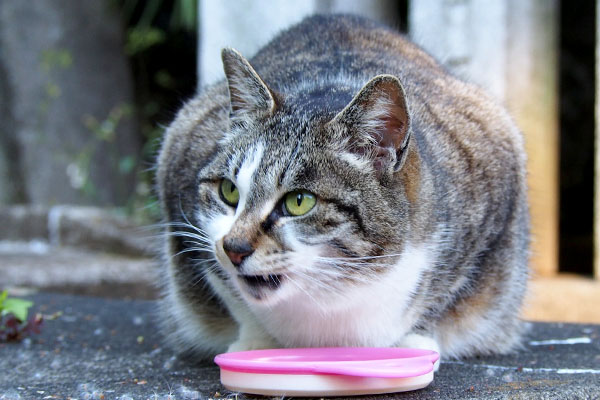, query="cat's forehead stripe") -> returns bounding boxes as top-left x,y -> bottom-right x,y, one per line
278,139 -> 303,186
234,143 -> 264,217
